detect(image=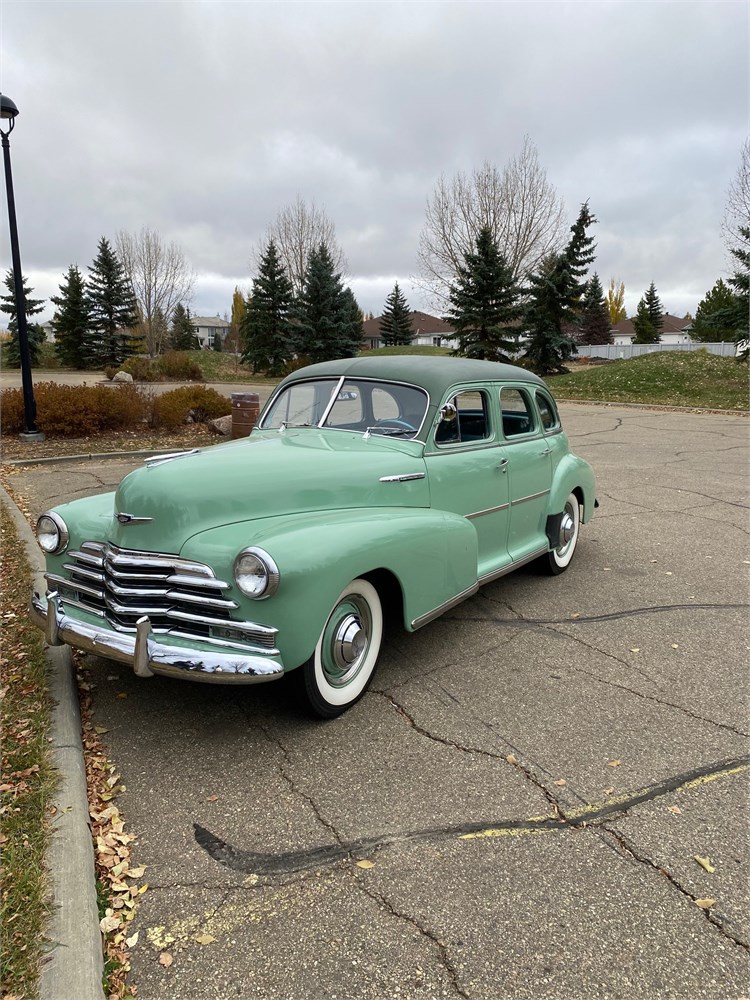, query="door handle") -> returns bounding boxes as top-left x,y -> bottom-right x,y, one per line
539,448 -> 551,457
497,458 -> 508,472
